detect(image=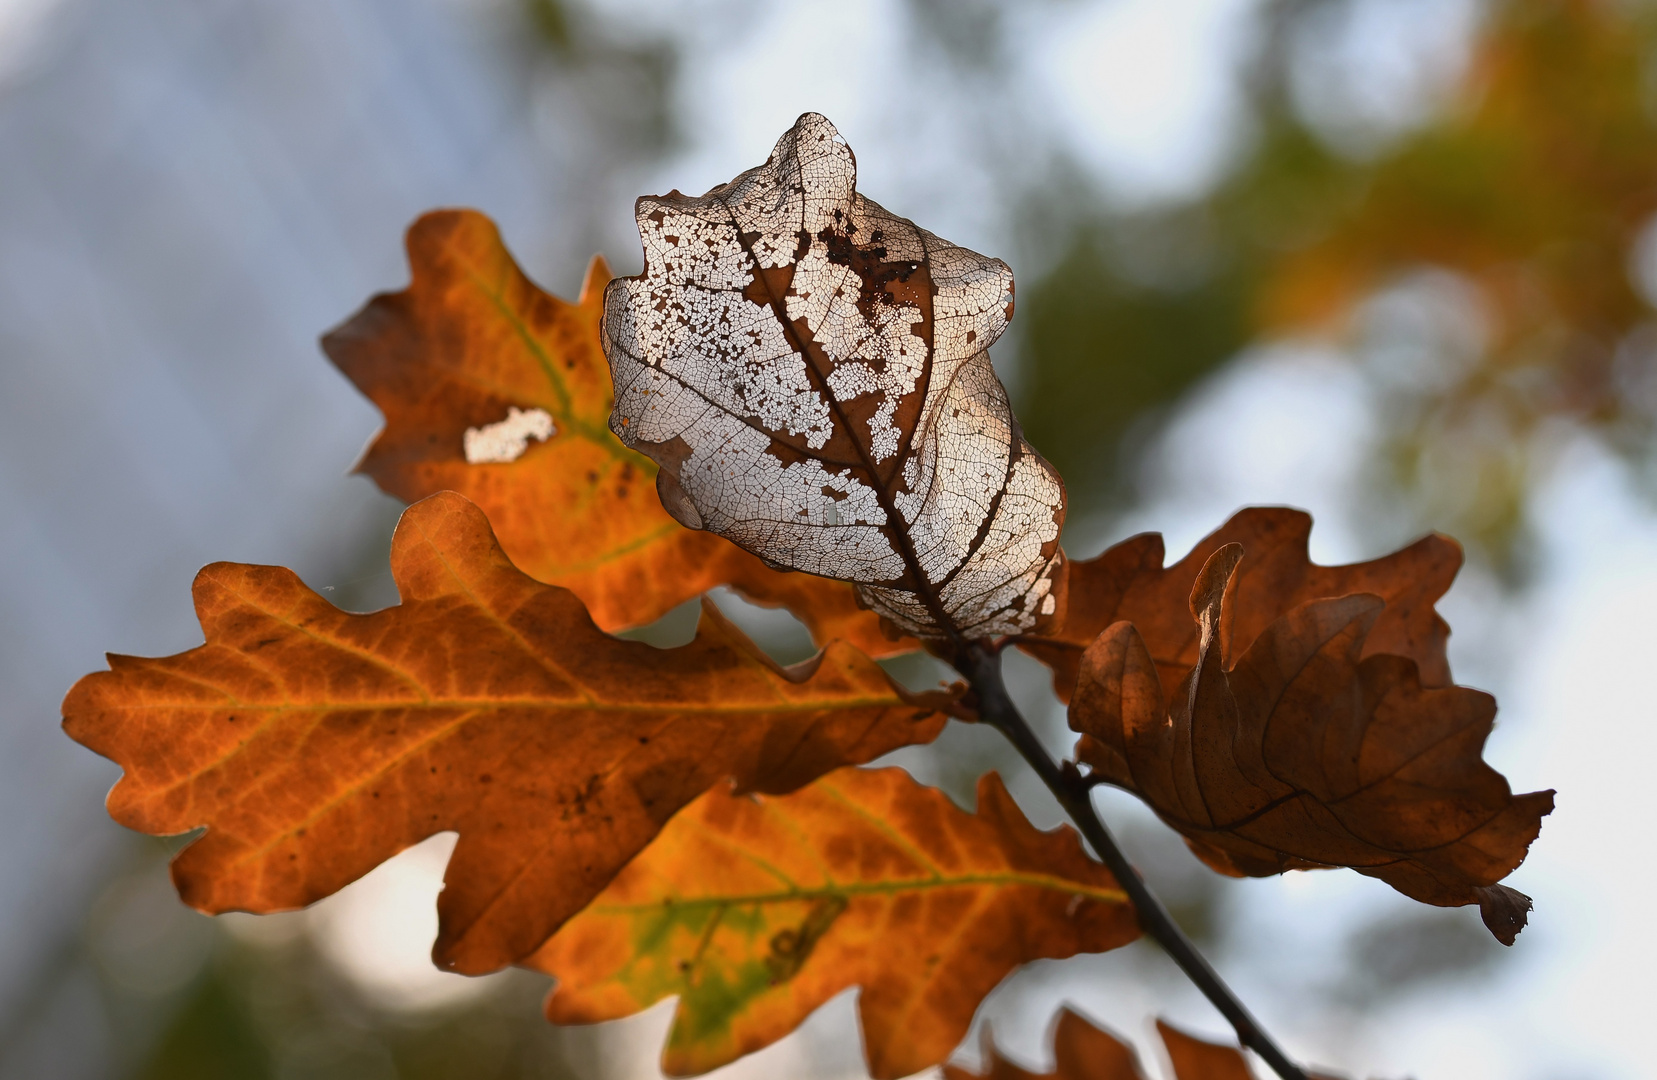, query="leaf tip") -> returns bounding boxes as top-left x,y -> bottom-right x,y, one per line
1155,1018 -> 1255,1080
972,770 -> 1016,817
580,253 -> 612,305
1474,883 -> 1534,946
1051,1007 -> 1140,1077
1188,543 -> 1244,628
